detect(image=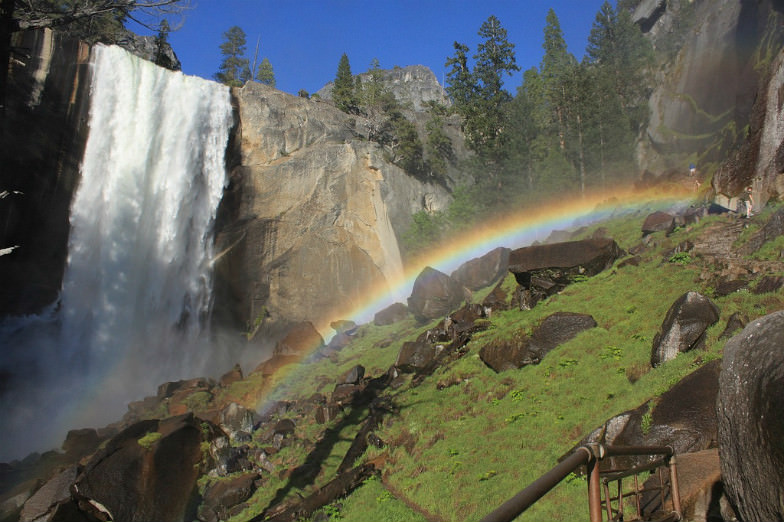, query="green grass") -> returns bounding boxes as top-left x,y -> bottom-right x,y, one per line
152,201 -> 784,521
